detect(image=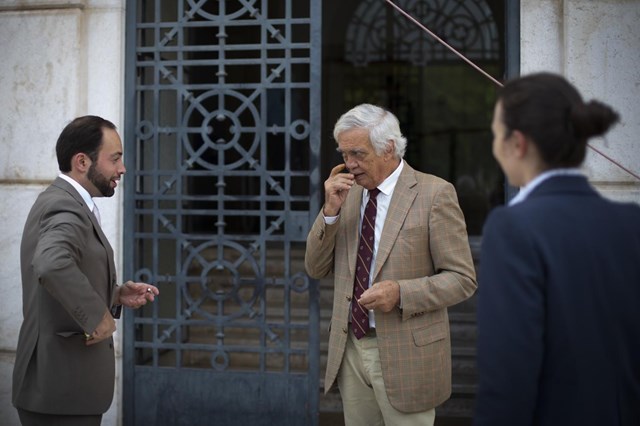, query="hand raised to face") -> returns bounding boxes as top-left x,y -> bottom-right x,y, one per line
323,163 -> 354,217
